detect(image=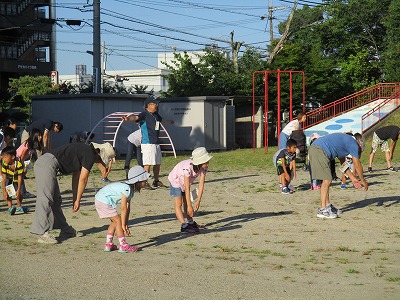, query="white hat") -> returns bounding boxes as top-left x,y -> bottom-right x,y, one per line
126,166 -> 150,184
309,133 -> 321,144
191,147 -> 212,165
91,142 -> 115,165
